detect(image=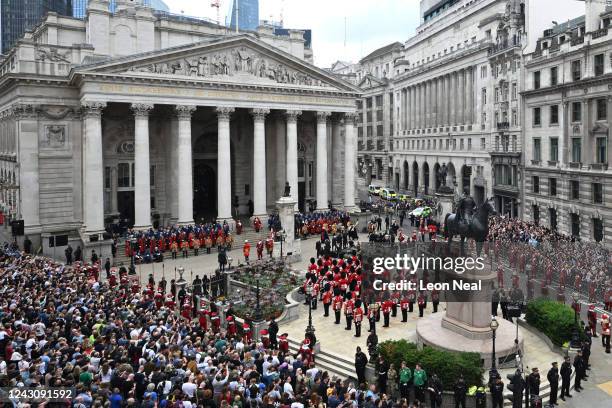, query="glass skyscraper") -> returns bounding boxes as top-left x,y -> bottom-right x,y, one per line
72,0 -> 169,19
1,0 -> 73,53
228,0 -> 259,32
